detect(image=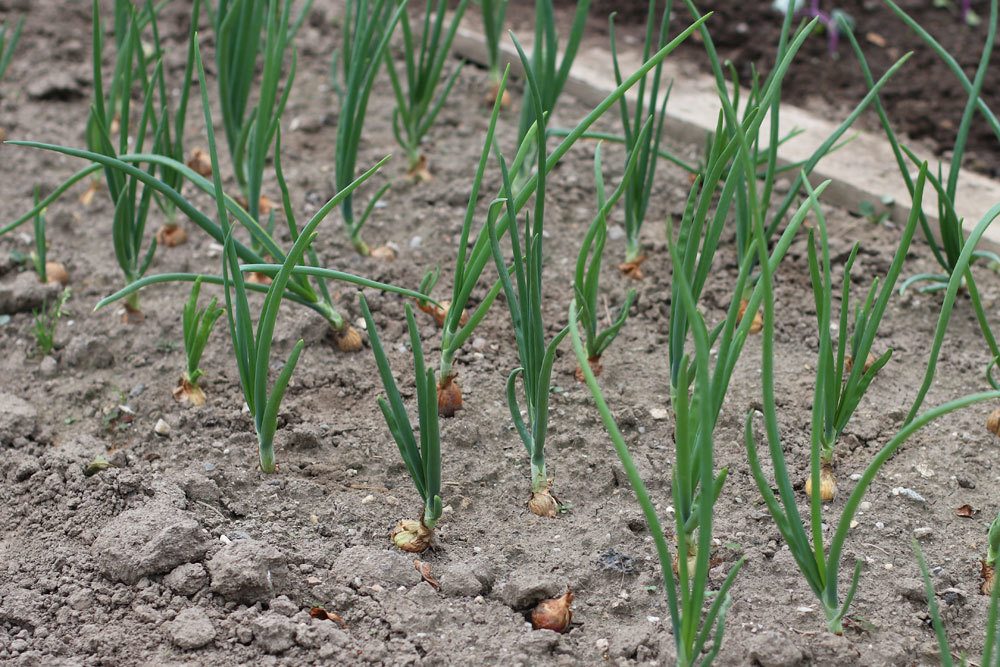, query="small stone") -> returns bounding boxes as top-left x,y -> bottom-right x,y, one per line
897,578 -> 926,603
913,527 -> 934,540
38,356 -> 58,377
164,563 -> 209,597
957,477 -> 976,489
409,235 -> 422,249
154,419 -> 171,437
207,541 -> 288,604
607,225 -> 625,241
253,613 -> 296,654
649,408 -> 669,420
268,596 -> 298,617
64,336 -> 114,369
167,608 -> 216,650
471,336 -> 487,351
